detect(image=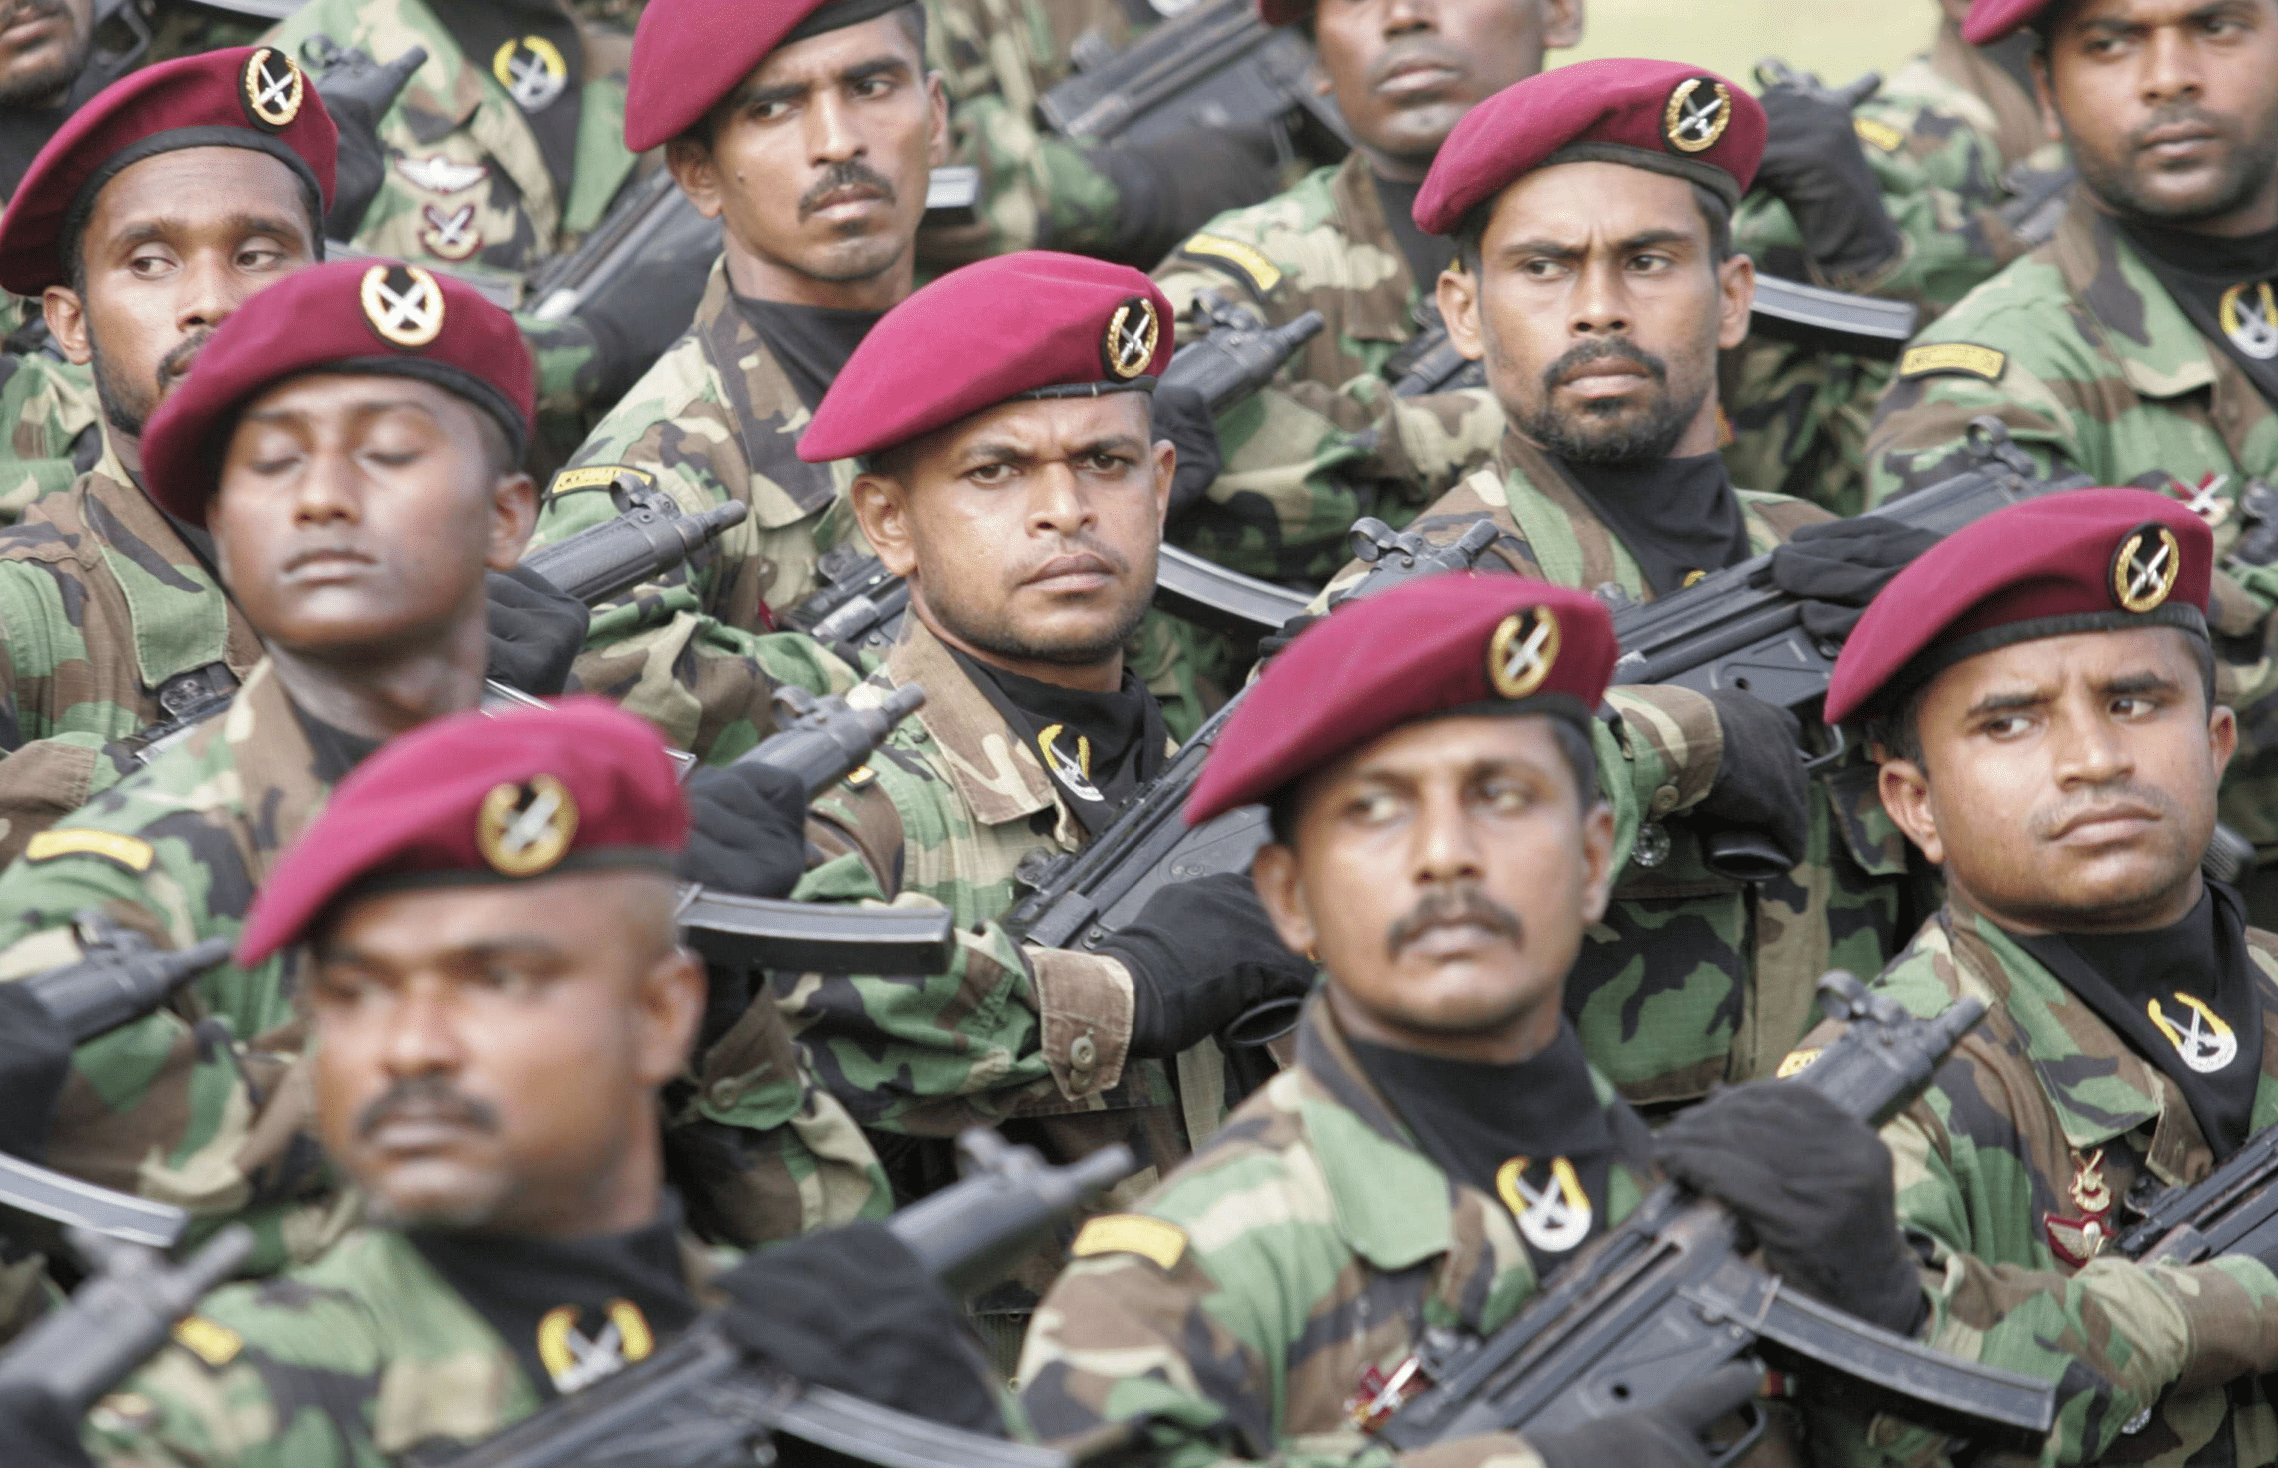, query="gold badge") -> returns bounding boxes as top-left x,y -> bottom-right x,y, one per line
1496,1156 -> 1592,1254
2071,1148 -> 2112,1215
1775,1046 -> 1821,1079
476,774 -> 578,877
2148,992 -> 2238,1074
1897,343 -> 2007,381
1037,723 -> 1104,803
493,35 -> 568,112
1102,296 -> 1160,380
418,203 -> 482,262
535,1299 -> 653,1394
1487,607 -> 1560,700
1071,1213 -> 1188,1270
359,263 -> 446,349
240,47 -> 303,131
2110,523 -> 2181,614
2220,281 -> 2278,361
1662,77 -> 1732,154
